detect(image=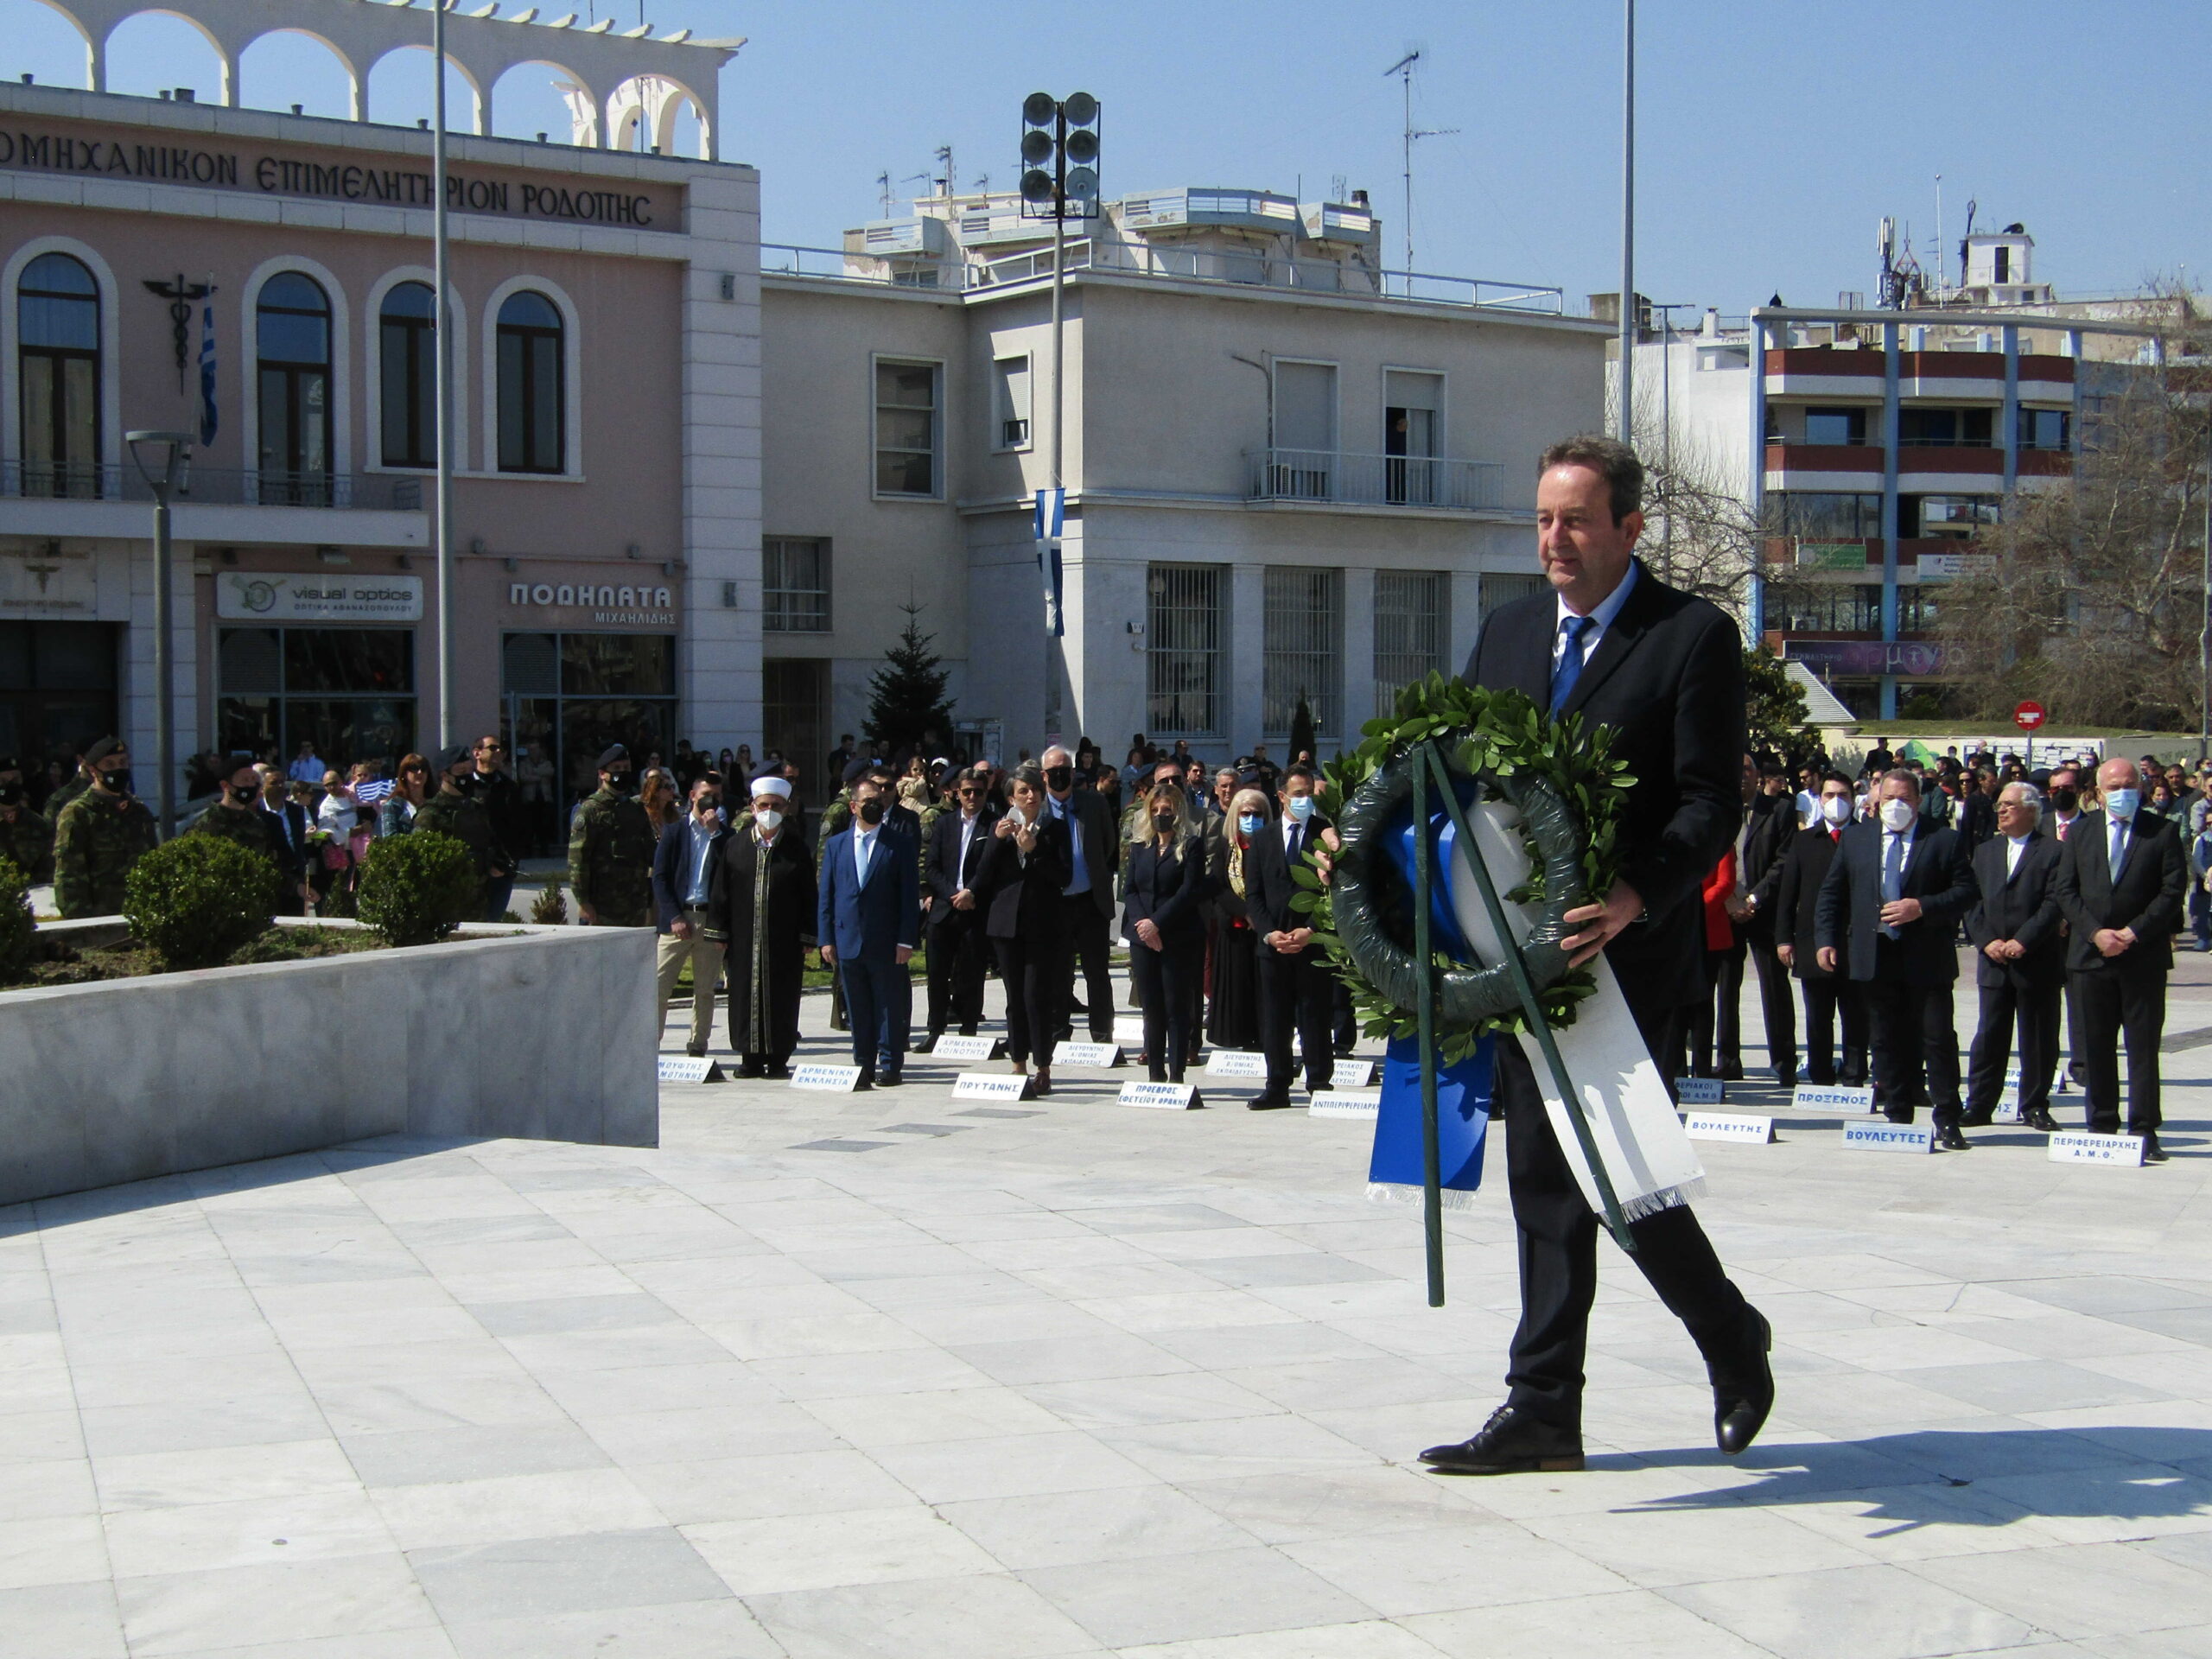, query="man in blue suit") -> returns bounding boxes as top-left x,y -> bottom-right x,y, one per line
817,773 -> 920,1087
